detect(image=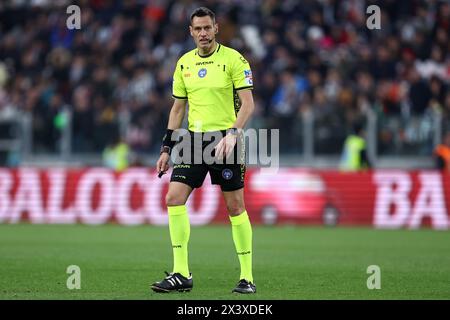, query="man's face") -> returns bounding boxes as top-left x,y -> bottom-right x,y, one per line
190,16 -> 218,51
